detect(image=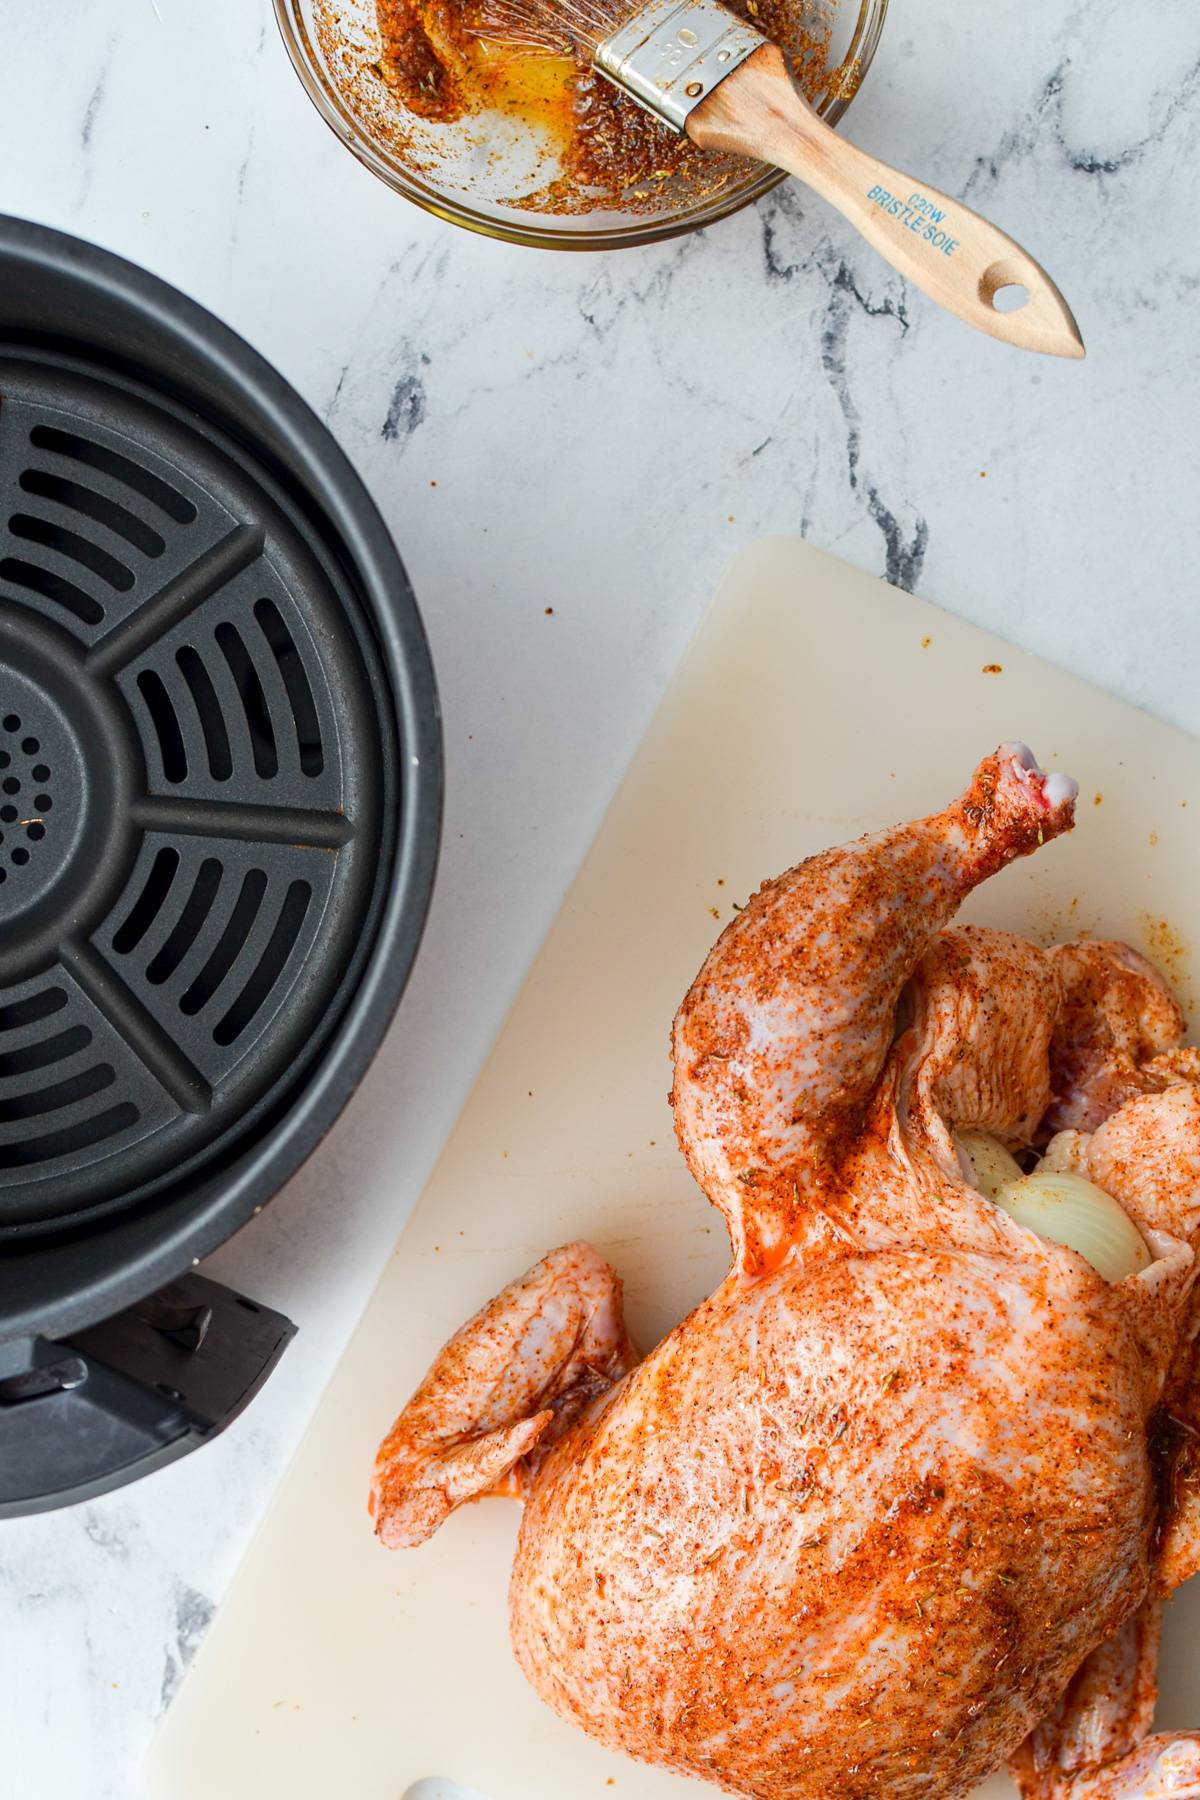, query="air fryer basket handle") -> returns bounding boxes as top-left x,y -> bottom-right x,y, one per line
0,1272 -> 294,1517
